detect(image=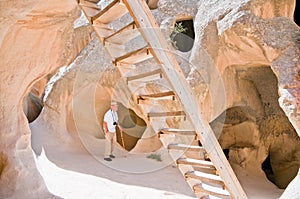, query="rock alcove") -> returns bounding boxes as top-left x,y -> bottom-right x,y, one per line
170,19 -> 195,52
211,66 -> 300,189
116,103 -> 147,151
